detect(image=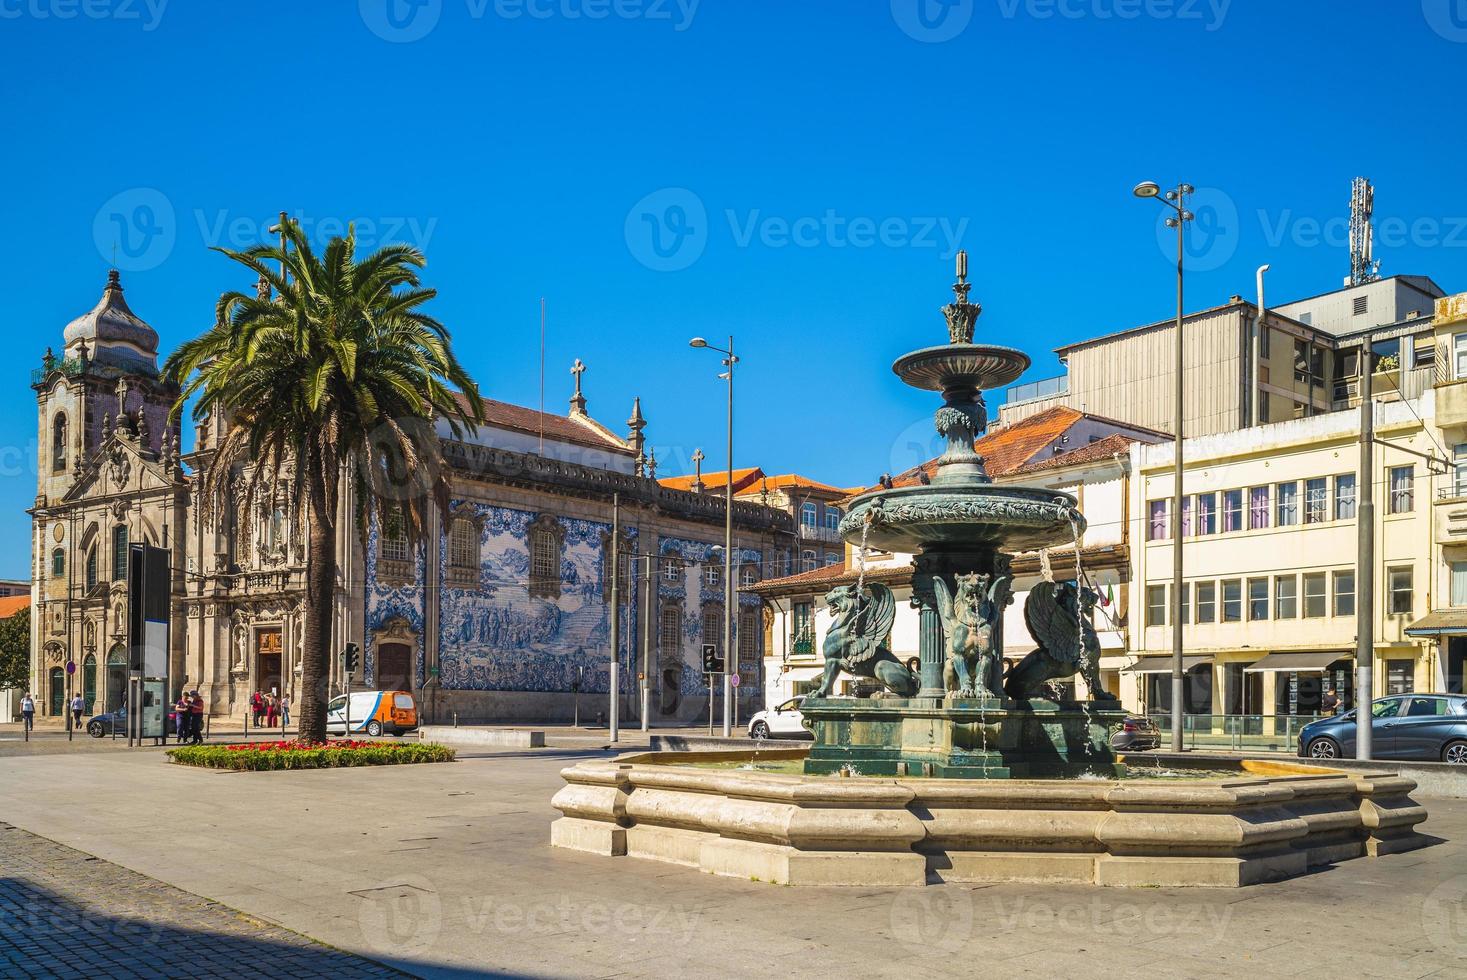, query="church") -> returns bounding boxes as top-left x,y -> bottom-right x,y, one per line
28,271 -> 791,725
